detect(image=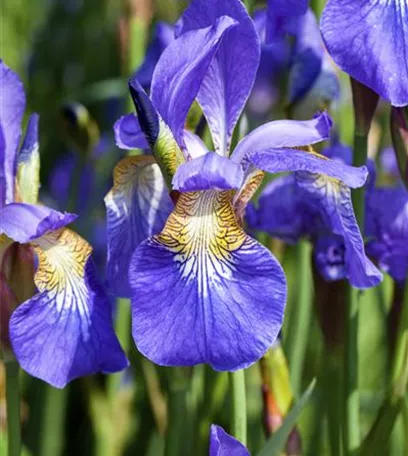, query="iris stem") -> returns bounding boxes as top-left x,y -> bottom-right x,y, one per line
229,370 -> 247,446
343,132 -> 368,455
360,280 -> 408,455
5,359 -> 21,456
164,368 -> 189,456
107,297 -> 131,401
326,349 -> 343,456
287,240 -> 313,397
40,386 -> 68,456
